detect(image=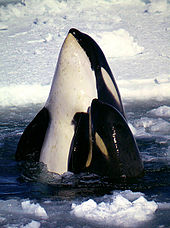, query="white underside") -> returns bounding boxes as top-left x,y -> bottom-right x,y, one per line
40,33 -> 97,174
